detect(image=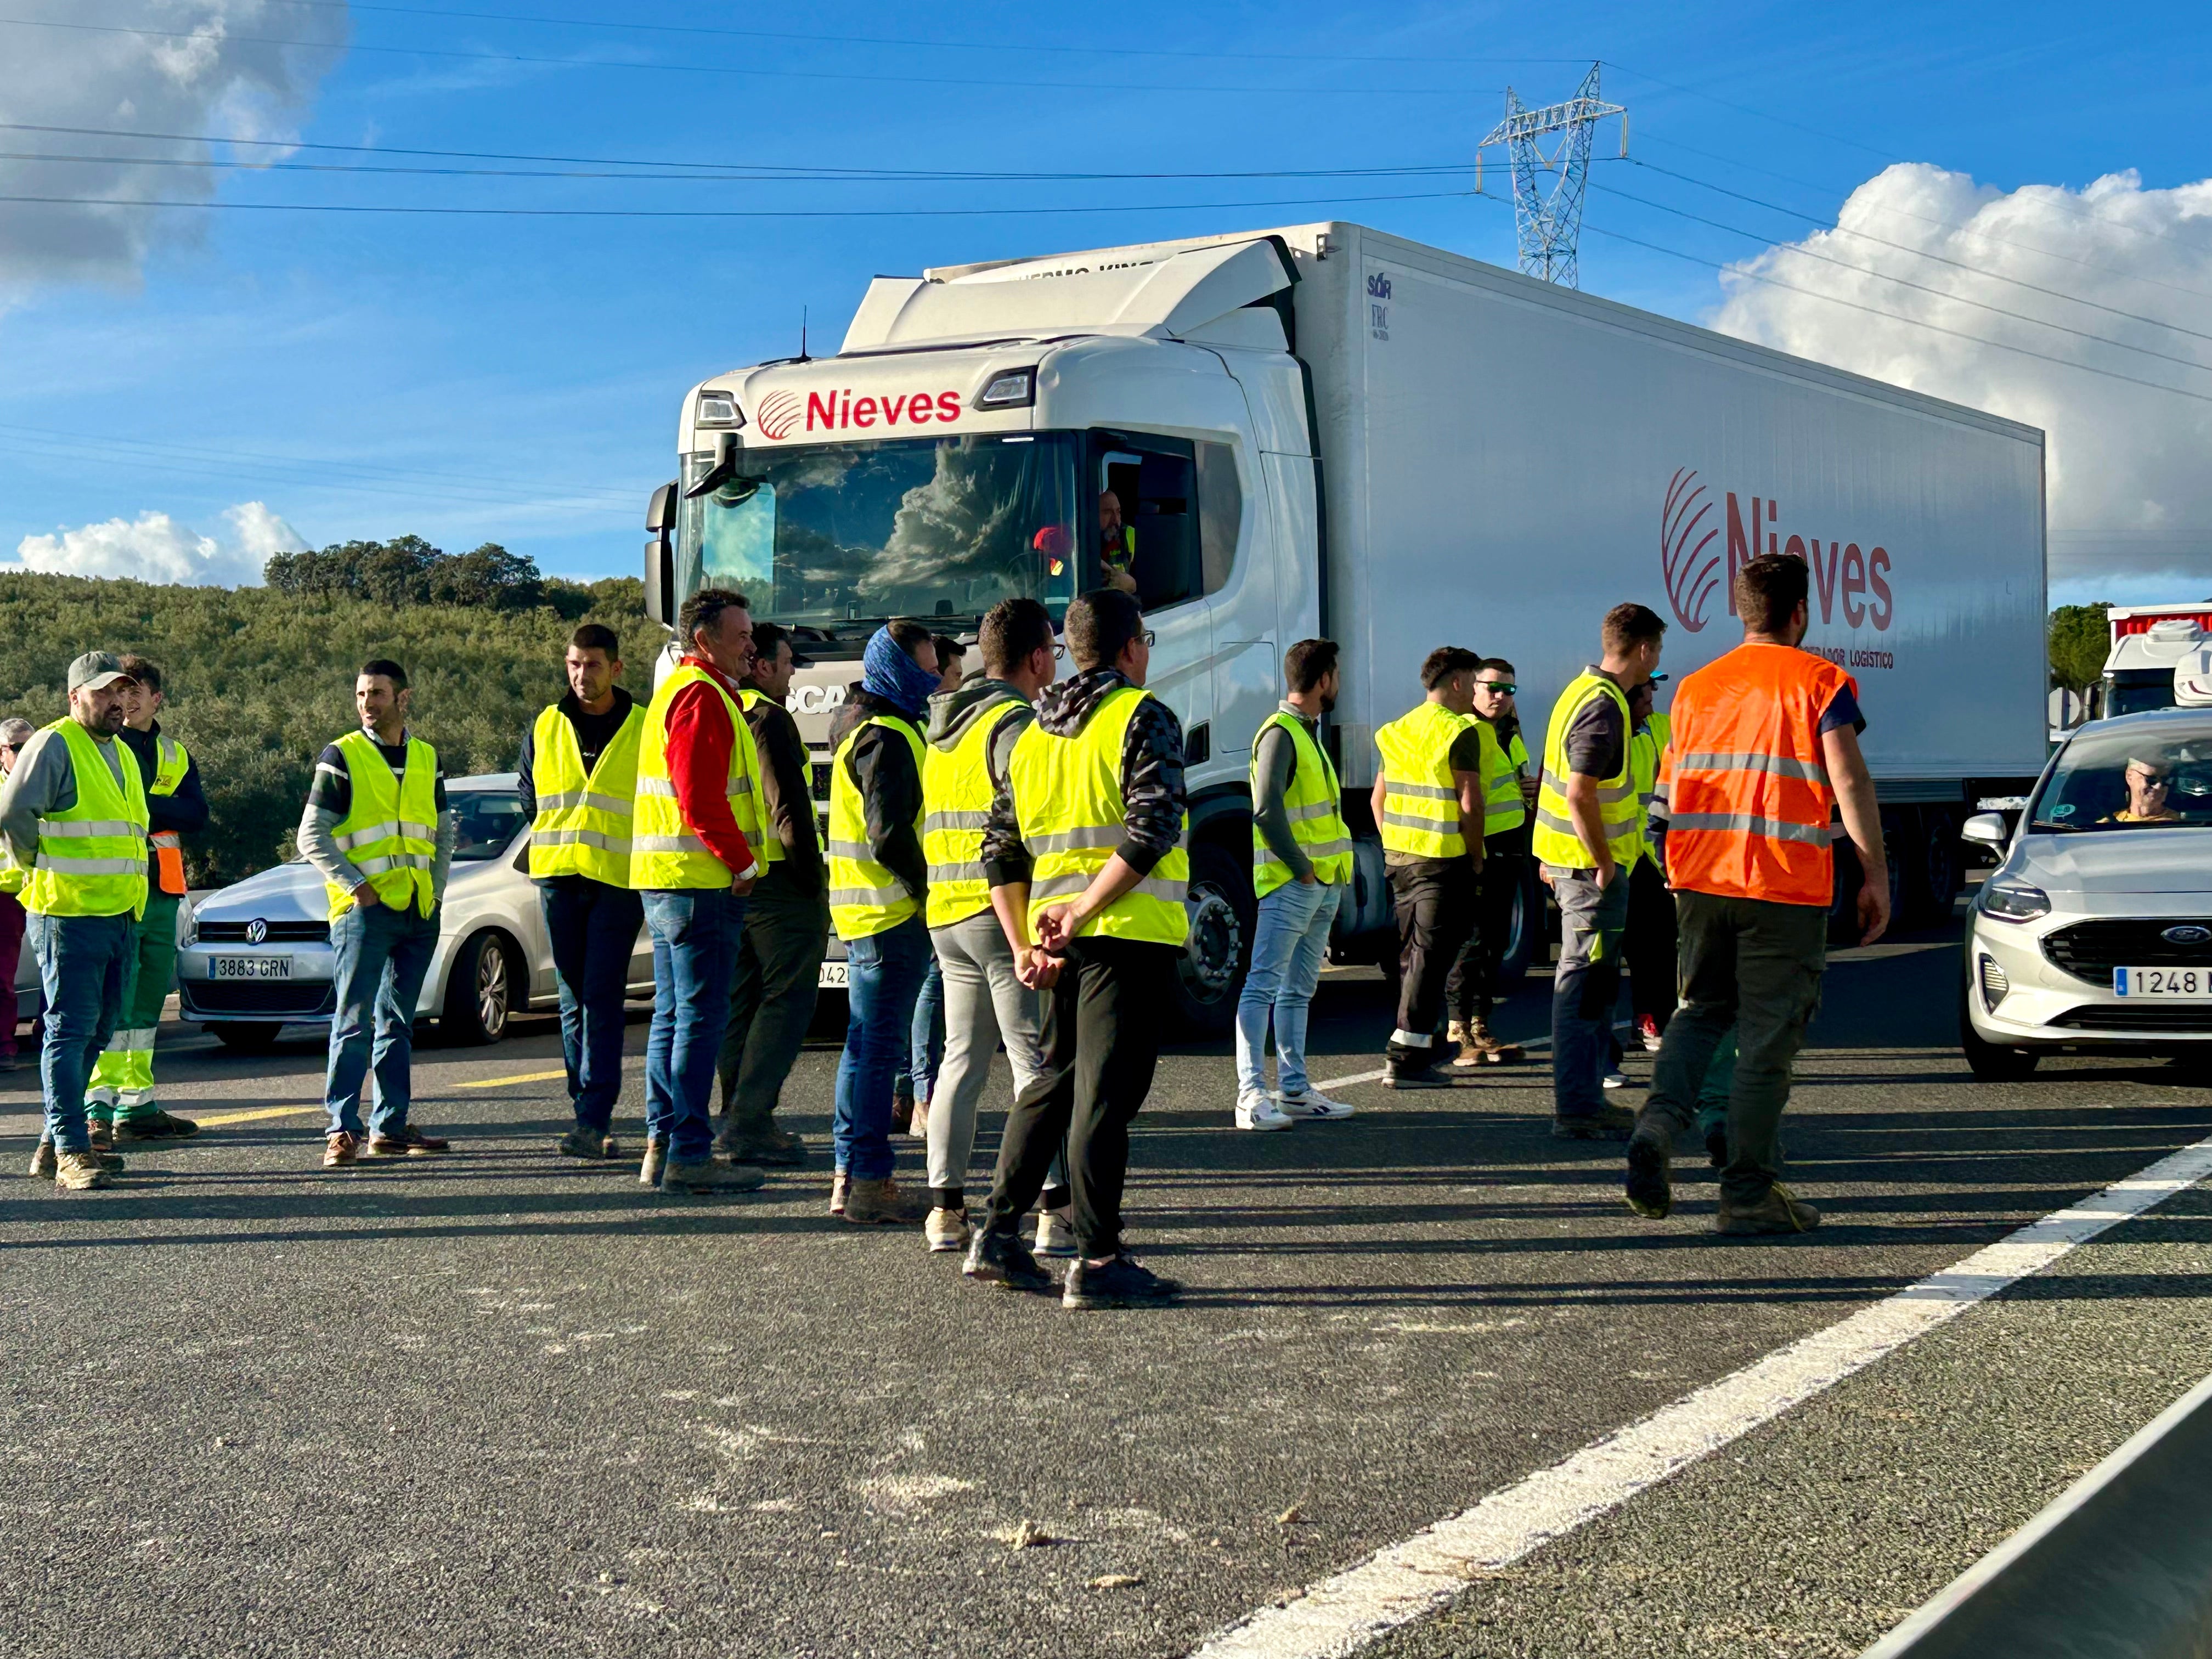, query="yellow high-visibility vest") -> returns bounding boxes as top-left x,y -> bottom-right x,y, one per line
1629,708 -> 1671,867
1375,699 -> 1481,860
1532,673 -> 1643,870
828,714 -> 926,940
1251,710 -> 1351,898
735,689 -> 787,866
528,702 -> 644,885
24,719 -> 148,921
631,664 -> 765,890
325,730 -> 439,920
1478,718 -> 1527,837
1008,686 -> 1188,947
922,695 -> 1029,929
